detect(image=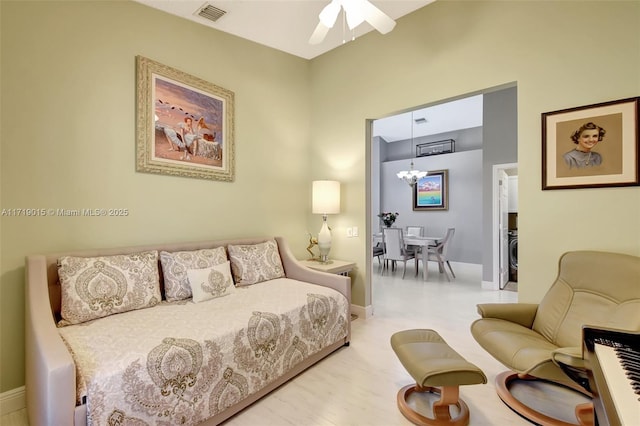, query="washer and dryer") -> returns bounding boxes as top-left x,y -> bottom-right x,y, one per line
508,230 -> 518,282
